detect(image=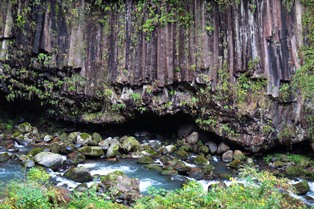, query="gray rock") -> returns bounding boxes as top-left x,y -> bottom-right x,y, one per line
34,152 -> 63,170
205,141 -> 218,154
106,144 -> 120,158
17,122 -> 33,133
222,150 -> 233,162
217,142 -> 230,154
122,136 -> 140,152
186,131 -> 199,145
98,140 -> 109,150
64,166 -> 92,182
43,135 -> 53,142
